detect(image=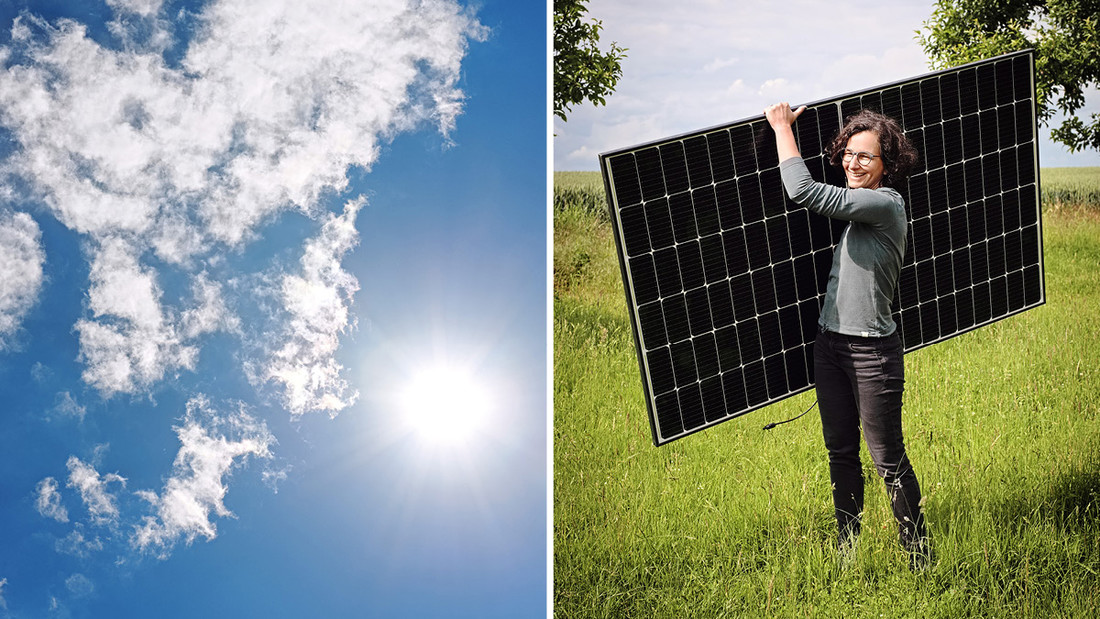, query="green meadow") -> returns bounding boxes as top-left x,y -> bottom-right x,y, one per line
553,168 -> 1100,617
